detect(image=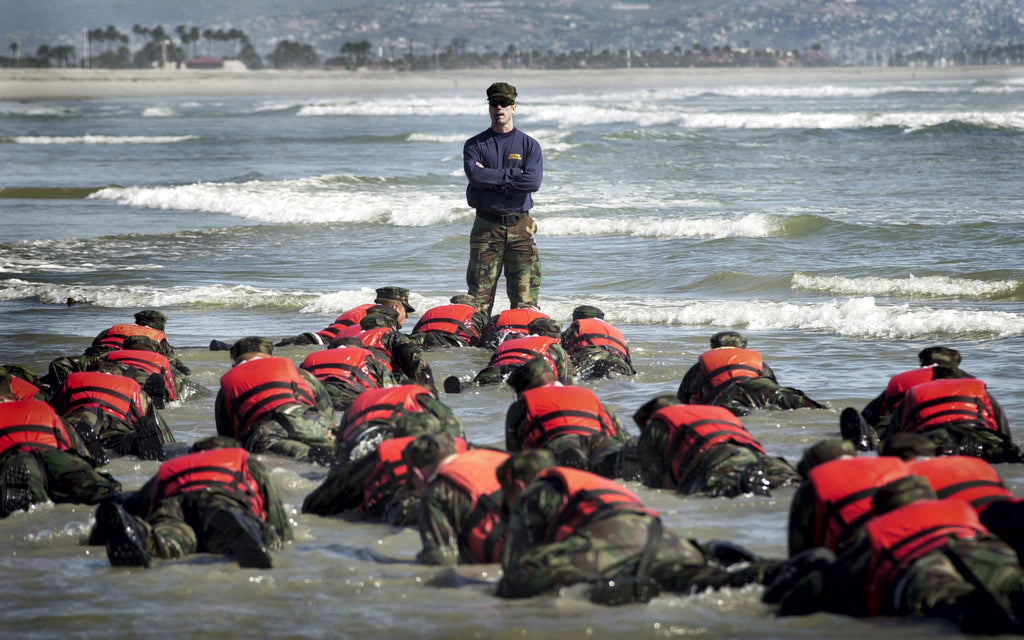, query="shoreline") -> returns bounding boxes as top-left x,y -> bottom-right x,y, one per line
1,65 -> 1023,101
